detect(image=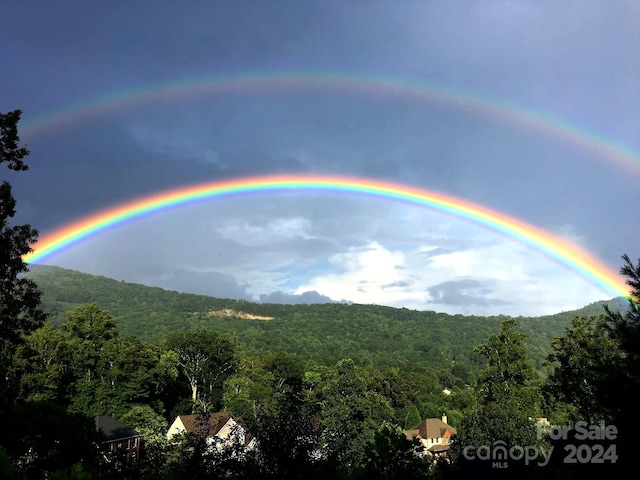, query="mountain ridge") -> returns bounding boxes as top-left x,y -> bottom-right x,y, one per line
26,264 -> 624,378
